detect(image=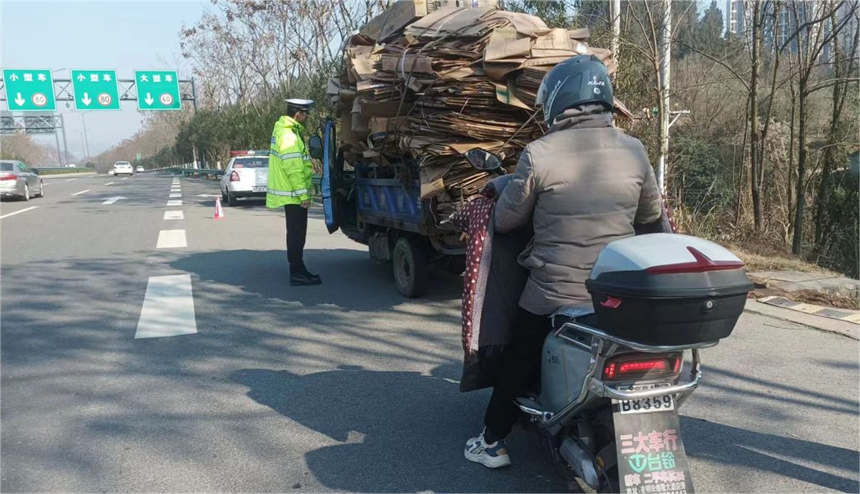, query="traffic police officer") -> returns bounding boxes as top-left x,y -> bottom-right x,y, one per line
268,98 -> 321,286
